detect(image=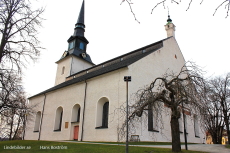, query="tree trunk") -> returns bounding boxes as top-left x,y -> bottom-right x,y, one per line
9,115 -> 14,140
226,122 -> 230,145
171,115 -> 181,152
218,126 -> 223,144
212,132 -> 217,144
